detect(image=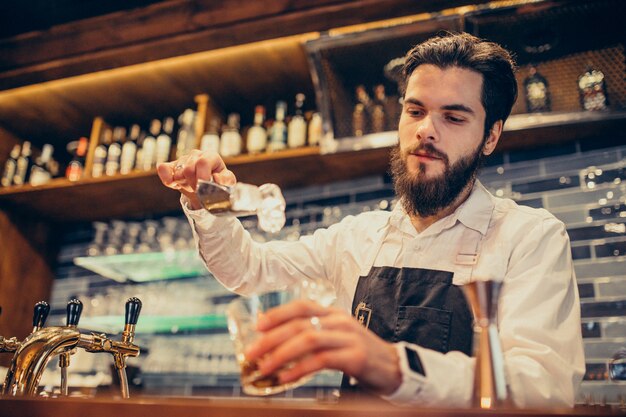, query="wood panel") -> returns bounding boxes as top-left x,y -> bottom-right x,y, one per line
0,0 -> 489,90
0,395 -> 616,417
0,210 -> 56,366
0,35 -> 315,155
